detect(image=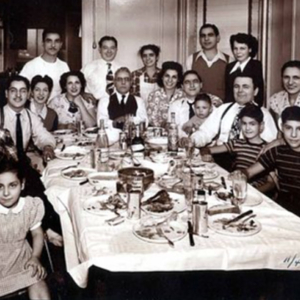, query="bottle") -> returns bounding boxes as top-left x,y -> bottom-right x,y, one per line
131,123 -> 145,159
96,119 -> 109,171
168,112 -> 178,152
